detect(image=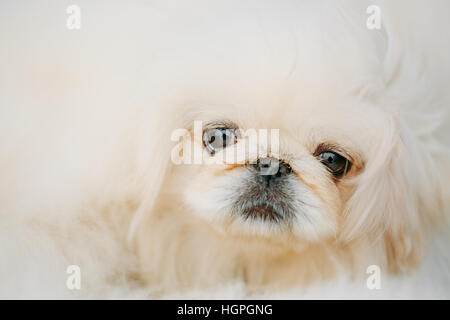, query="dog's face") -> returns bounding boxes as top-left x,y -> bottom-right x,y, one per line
138,2 -> 443,272
157,82 -> 440,272
172,97 -> 389,244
